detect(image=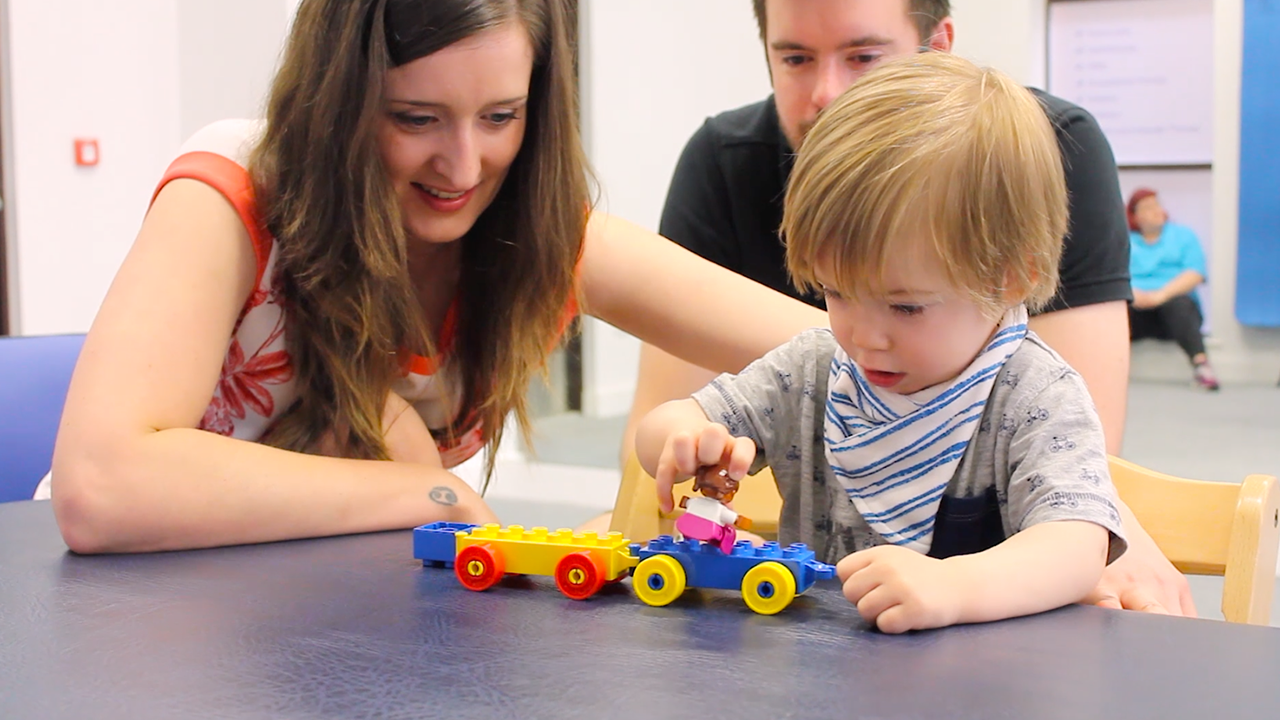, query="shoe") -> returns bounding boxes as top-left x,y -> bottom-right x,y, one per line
1193,362 -> 1220,391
